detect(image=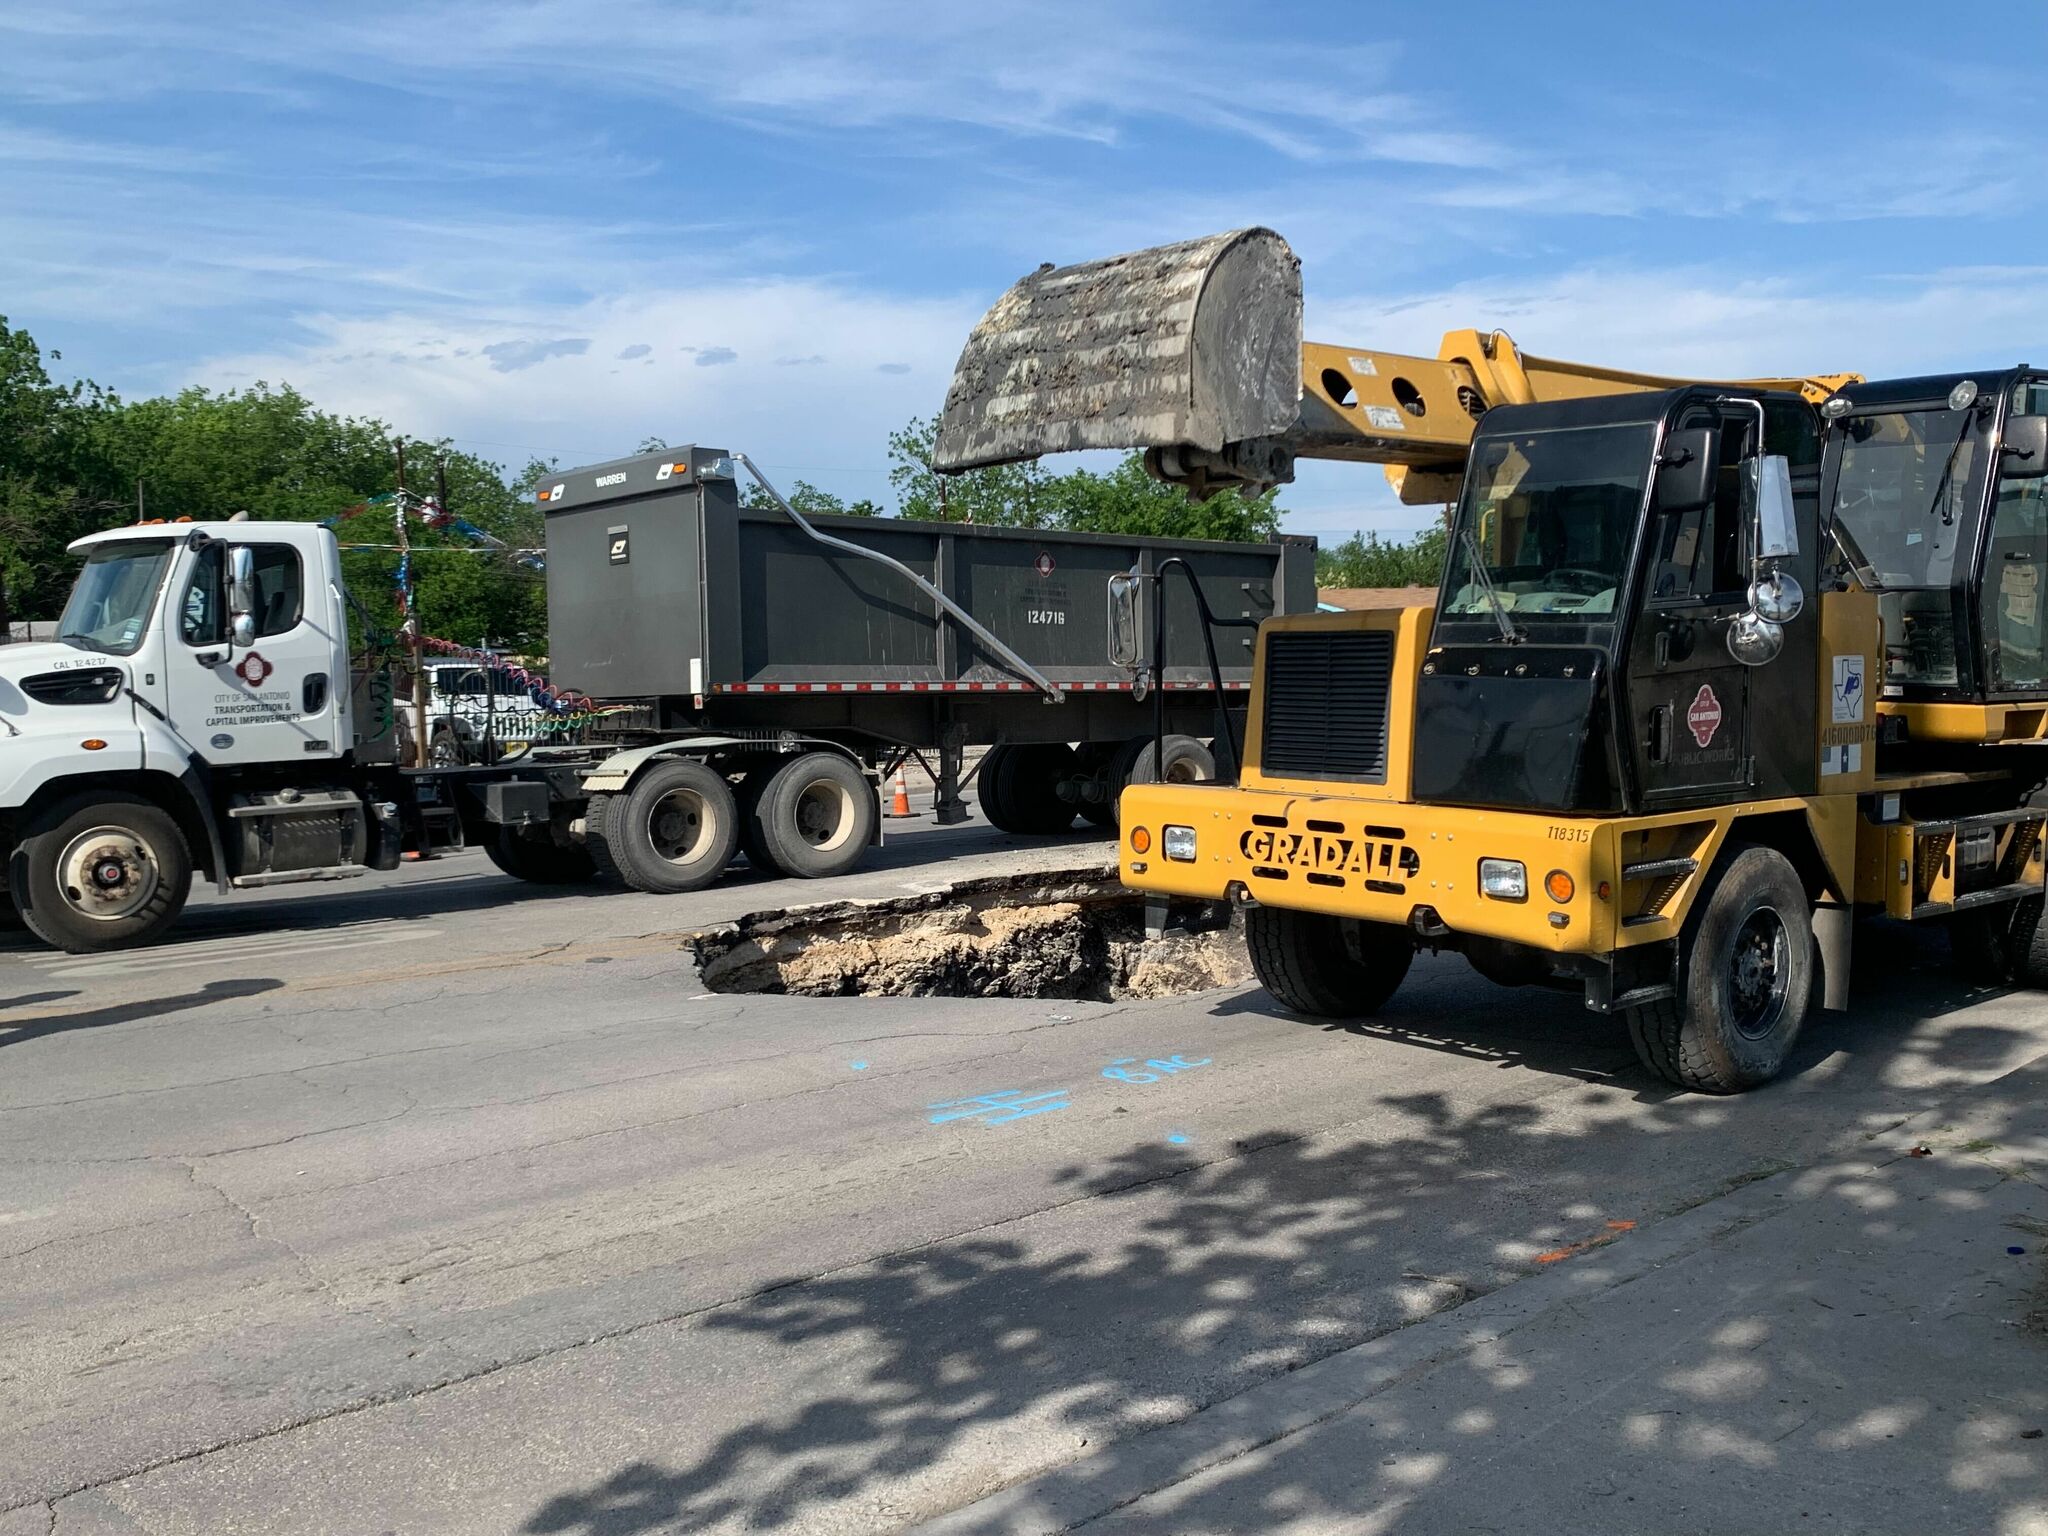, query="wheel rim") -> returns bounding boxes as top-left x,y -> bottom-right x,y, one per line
646,787 -> 716,865
793,777 -> 857,853
55,824 -> 162,922
1164,755 -> 1207,784
1727,906 -> 1791,1039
